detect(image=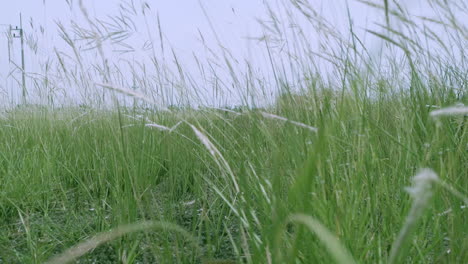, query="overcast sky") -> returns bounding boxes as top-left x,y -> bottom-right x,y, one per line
0,0 -> 465,106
